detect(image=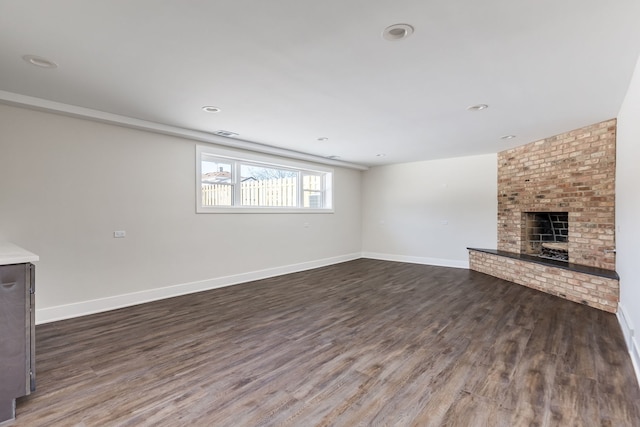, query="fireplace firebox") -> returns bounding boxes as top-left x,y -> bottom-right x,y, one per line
523,212 -> 569,262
